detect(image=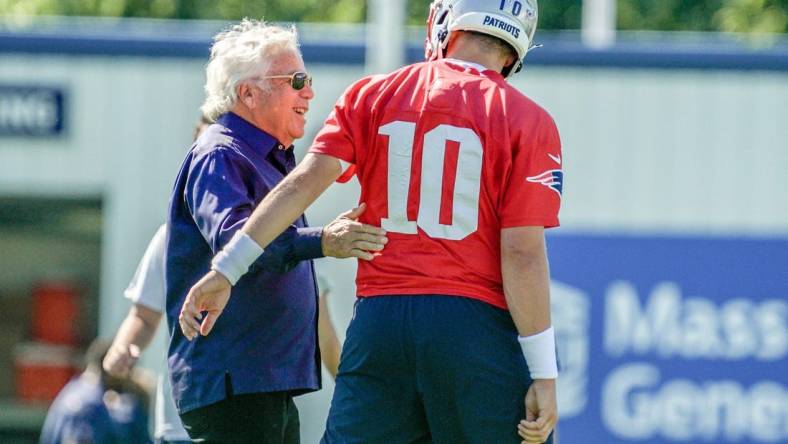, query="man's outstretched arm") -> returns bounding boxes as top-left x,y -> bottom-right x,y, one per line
243,153 -> 343,250
179,153 -> 387,339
